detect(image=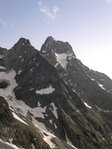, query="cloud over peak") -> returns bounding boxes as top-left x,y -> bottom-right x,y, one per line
38,1 -> 59,21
